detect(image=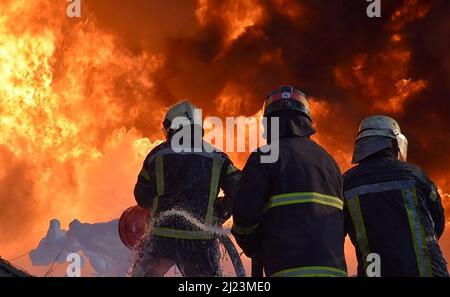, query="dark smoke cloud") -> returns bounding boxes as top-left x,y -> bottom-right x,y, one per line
84,0 -> 198,53
83,0 -> 449,182
0,0 -> 447,272
404,0 -> 450,178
